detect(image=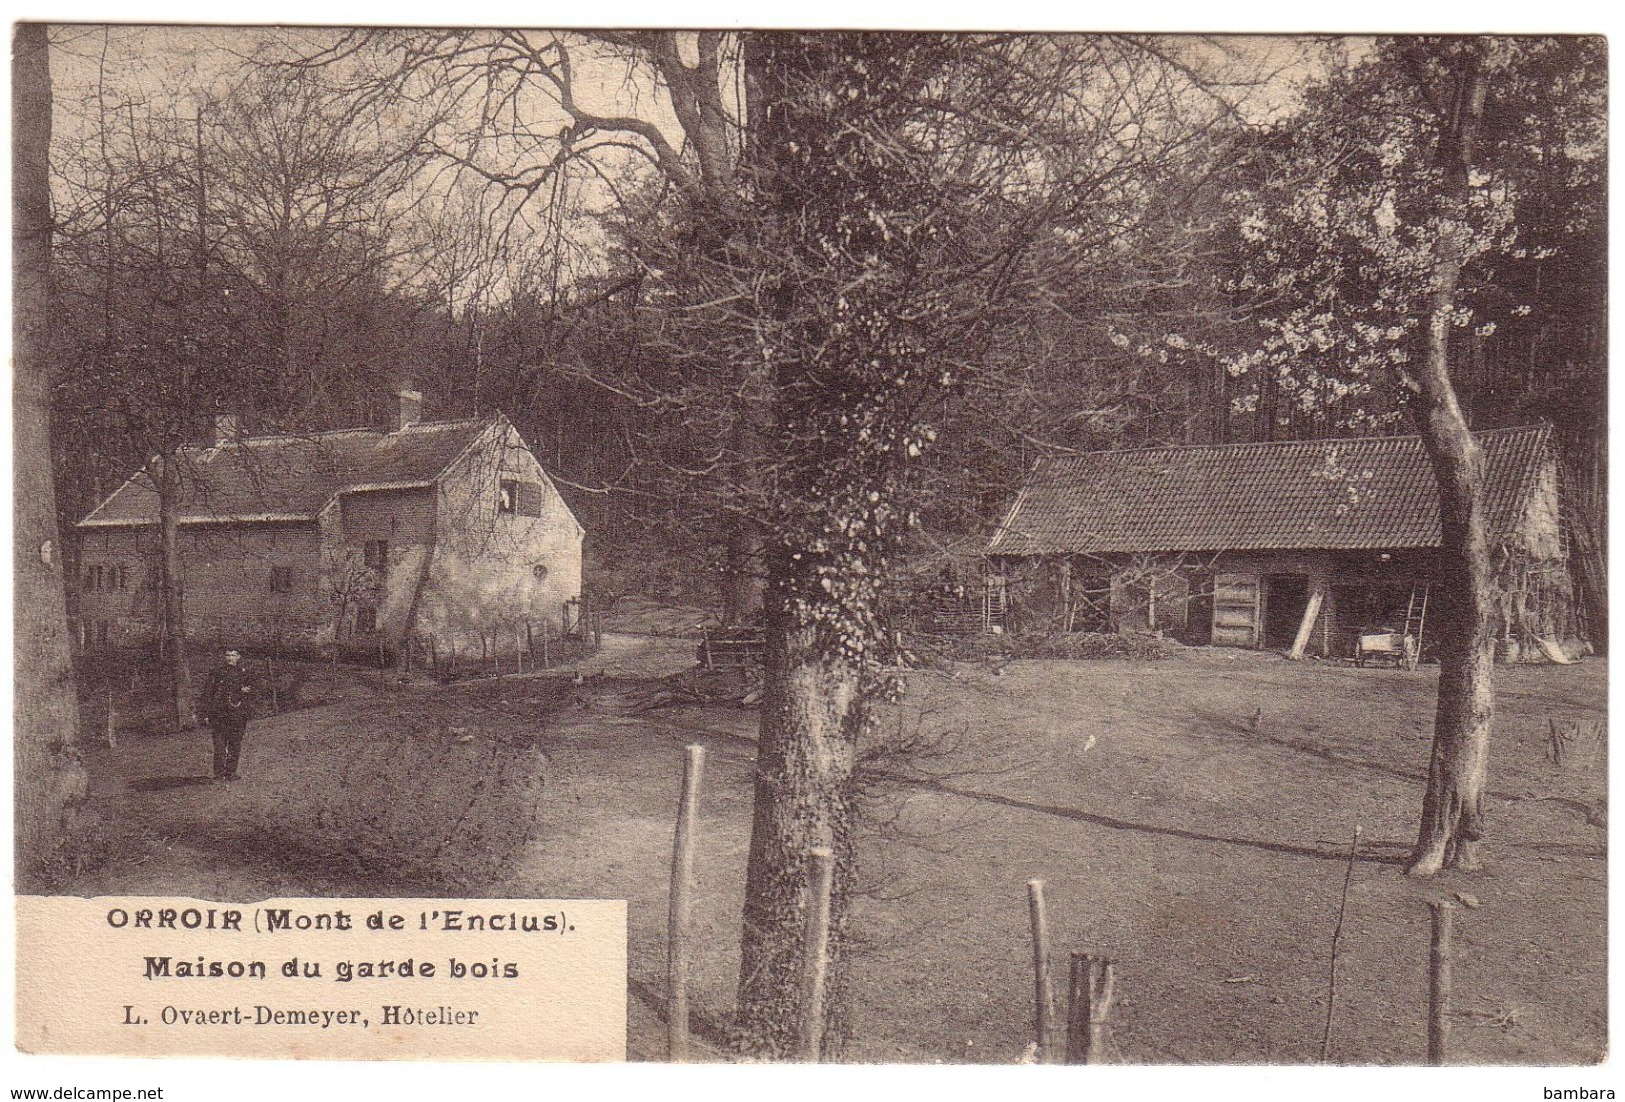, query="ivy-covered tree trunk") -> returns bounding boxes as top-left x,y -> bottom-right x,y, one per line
1408,51 -> 1494,877
735,552 -> 863,1056
13,22 -> 87,879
